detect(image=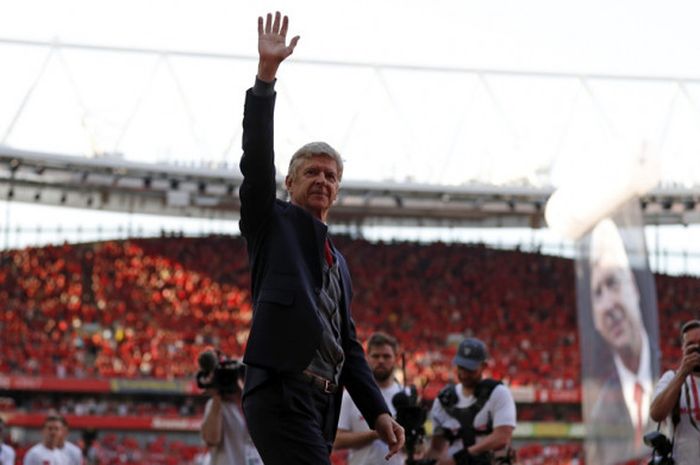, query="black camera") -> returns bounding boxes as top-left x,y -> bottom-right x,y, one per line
392,386 -> 430,464
196,350 -> 245,394
644,431 -> 674,465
